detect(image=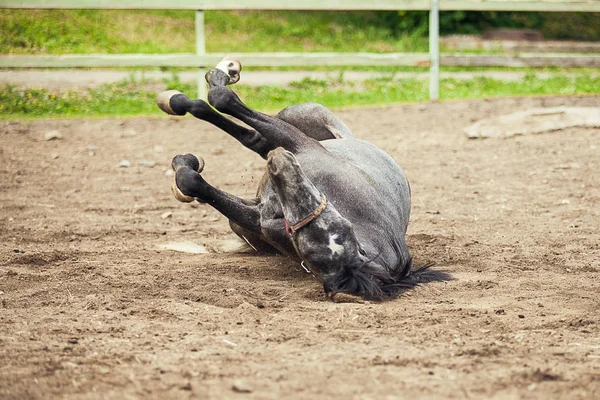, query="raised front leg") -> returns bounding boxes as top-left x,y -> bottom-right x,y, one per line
171,154 -> 262,233
157,90 -> 275,159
